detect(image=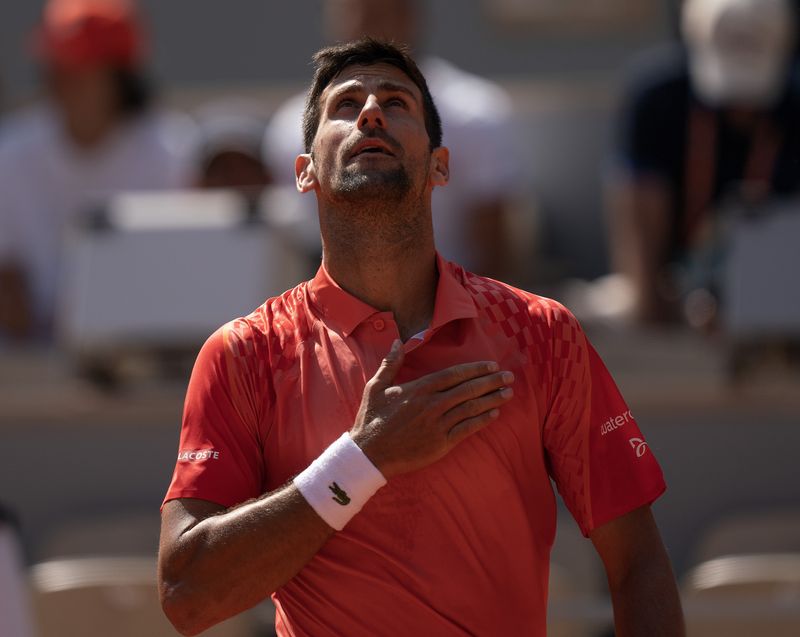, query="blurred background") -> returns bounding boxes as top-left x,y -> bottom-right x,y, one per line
1,0 -> 798,635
